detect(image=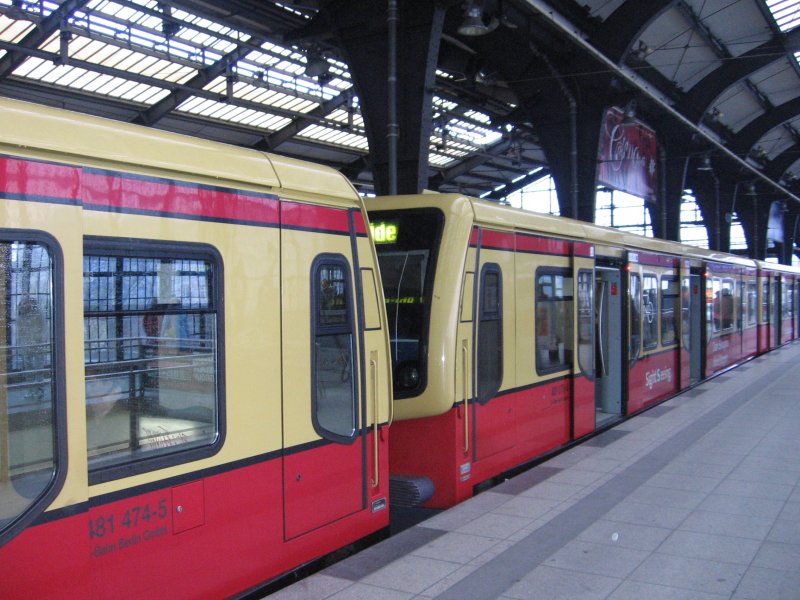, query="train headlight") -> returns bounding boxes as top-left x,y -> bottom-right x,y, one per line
396,362 -> 420,390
